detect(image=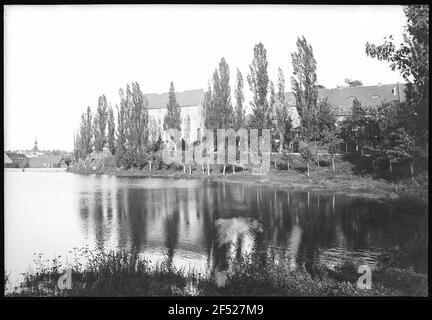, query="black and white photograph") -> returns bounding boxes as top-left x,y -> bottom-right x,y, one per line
3,4 -> 429,300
